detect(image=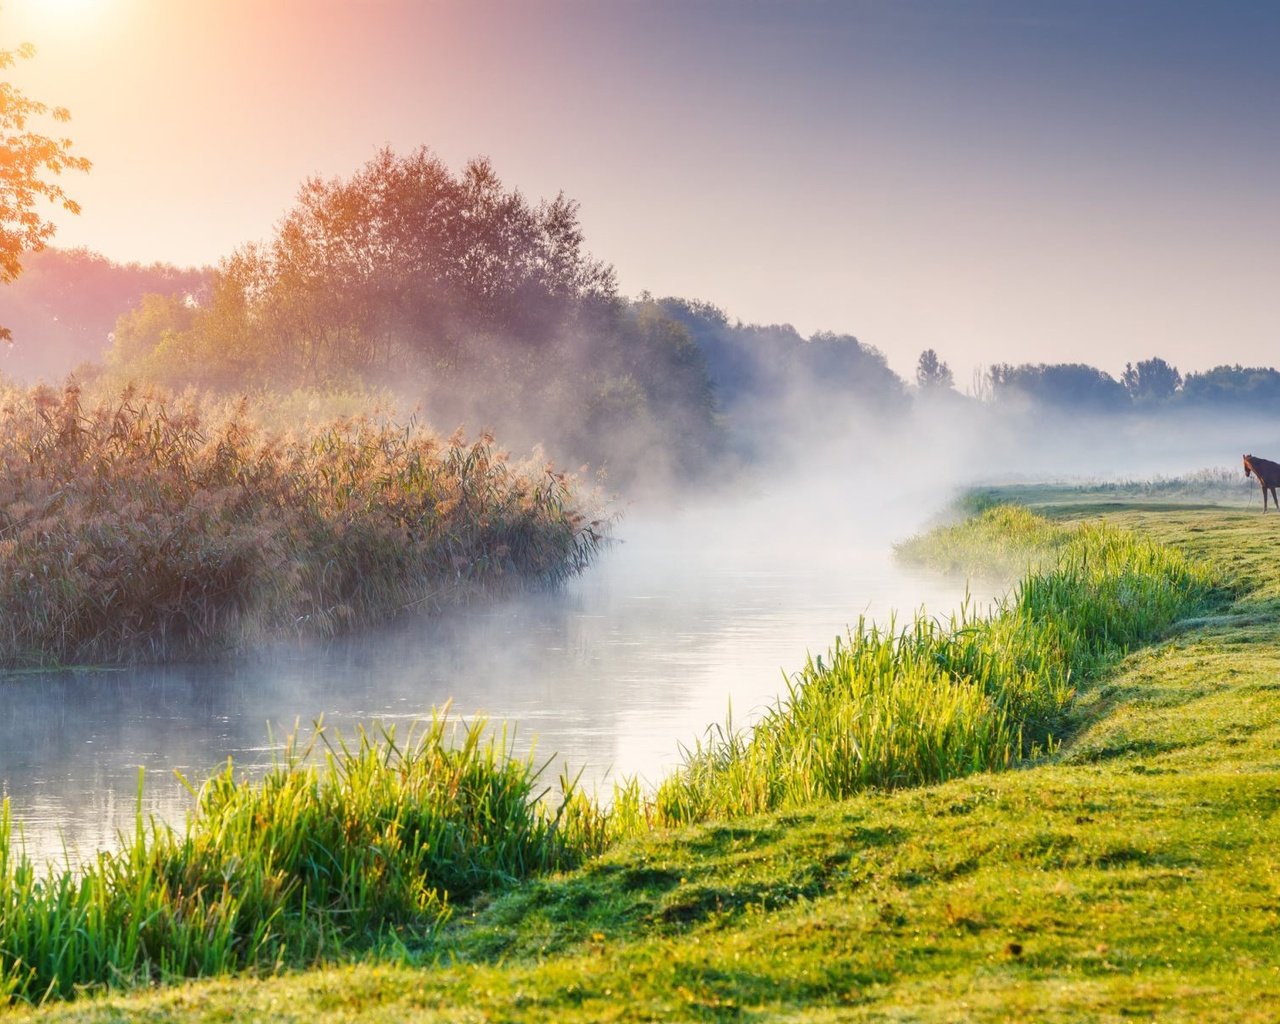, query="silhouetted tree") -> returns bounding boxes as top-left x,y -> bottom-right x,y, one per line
656,298 -> 908,418
1,39 -> 91,342
803,332 -> 907,409
1121,357 -> 1181,404
988,362 -> 1128,412
915,348 -> 954,390
1180,365 -> 1280,406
